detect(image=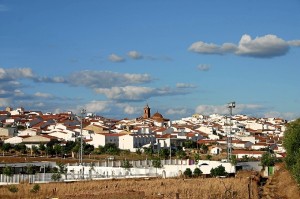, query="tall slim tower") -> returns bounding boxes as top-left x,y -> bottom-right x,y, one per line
143,104 -> 151,119
227,102 -> 236,162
